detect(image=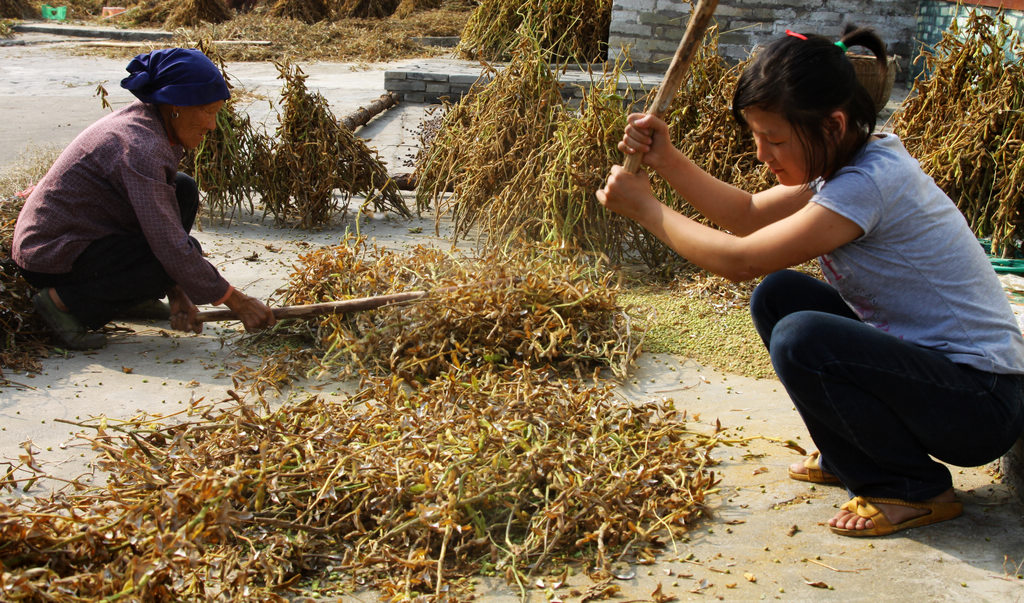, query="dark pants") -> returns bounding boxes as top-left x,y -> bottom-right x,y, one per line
19,173 -> 201,330
750,269 -> 1024,500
